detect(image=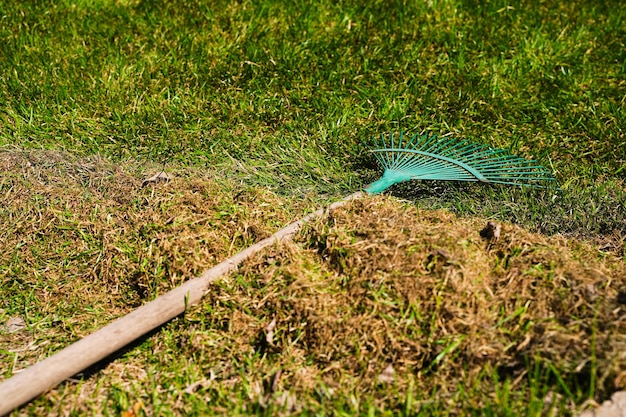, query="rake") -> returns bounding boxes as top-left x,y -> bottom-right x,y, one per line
365,131 -> 558,194
0,132 -> 557,414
